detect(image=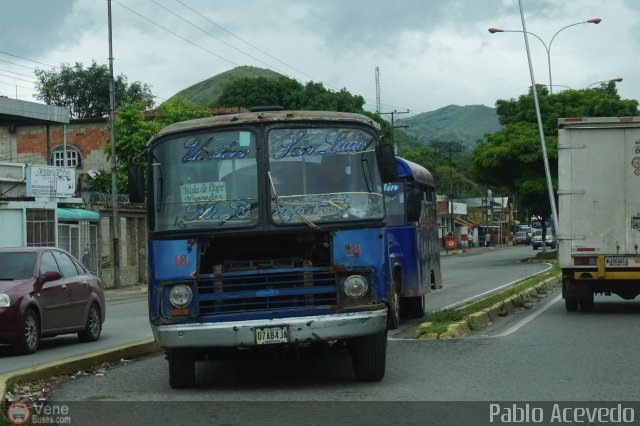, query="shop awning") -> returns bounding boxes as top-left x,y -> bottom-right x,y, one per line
57,208 -> 100,222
